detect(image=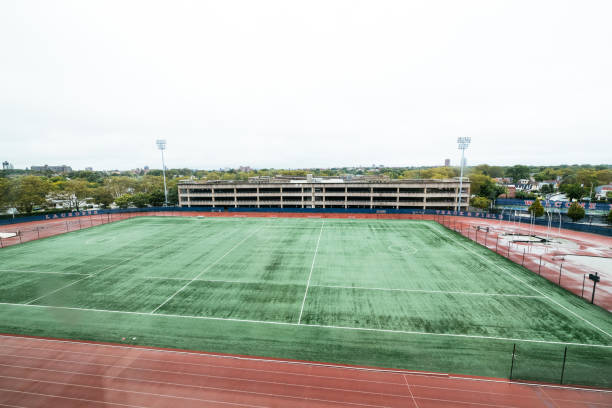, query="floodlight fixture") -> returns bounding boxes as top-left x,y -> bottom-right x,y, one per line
456,137 -> 471,211
156,139 -> 168,206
